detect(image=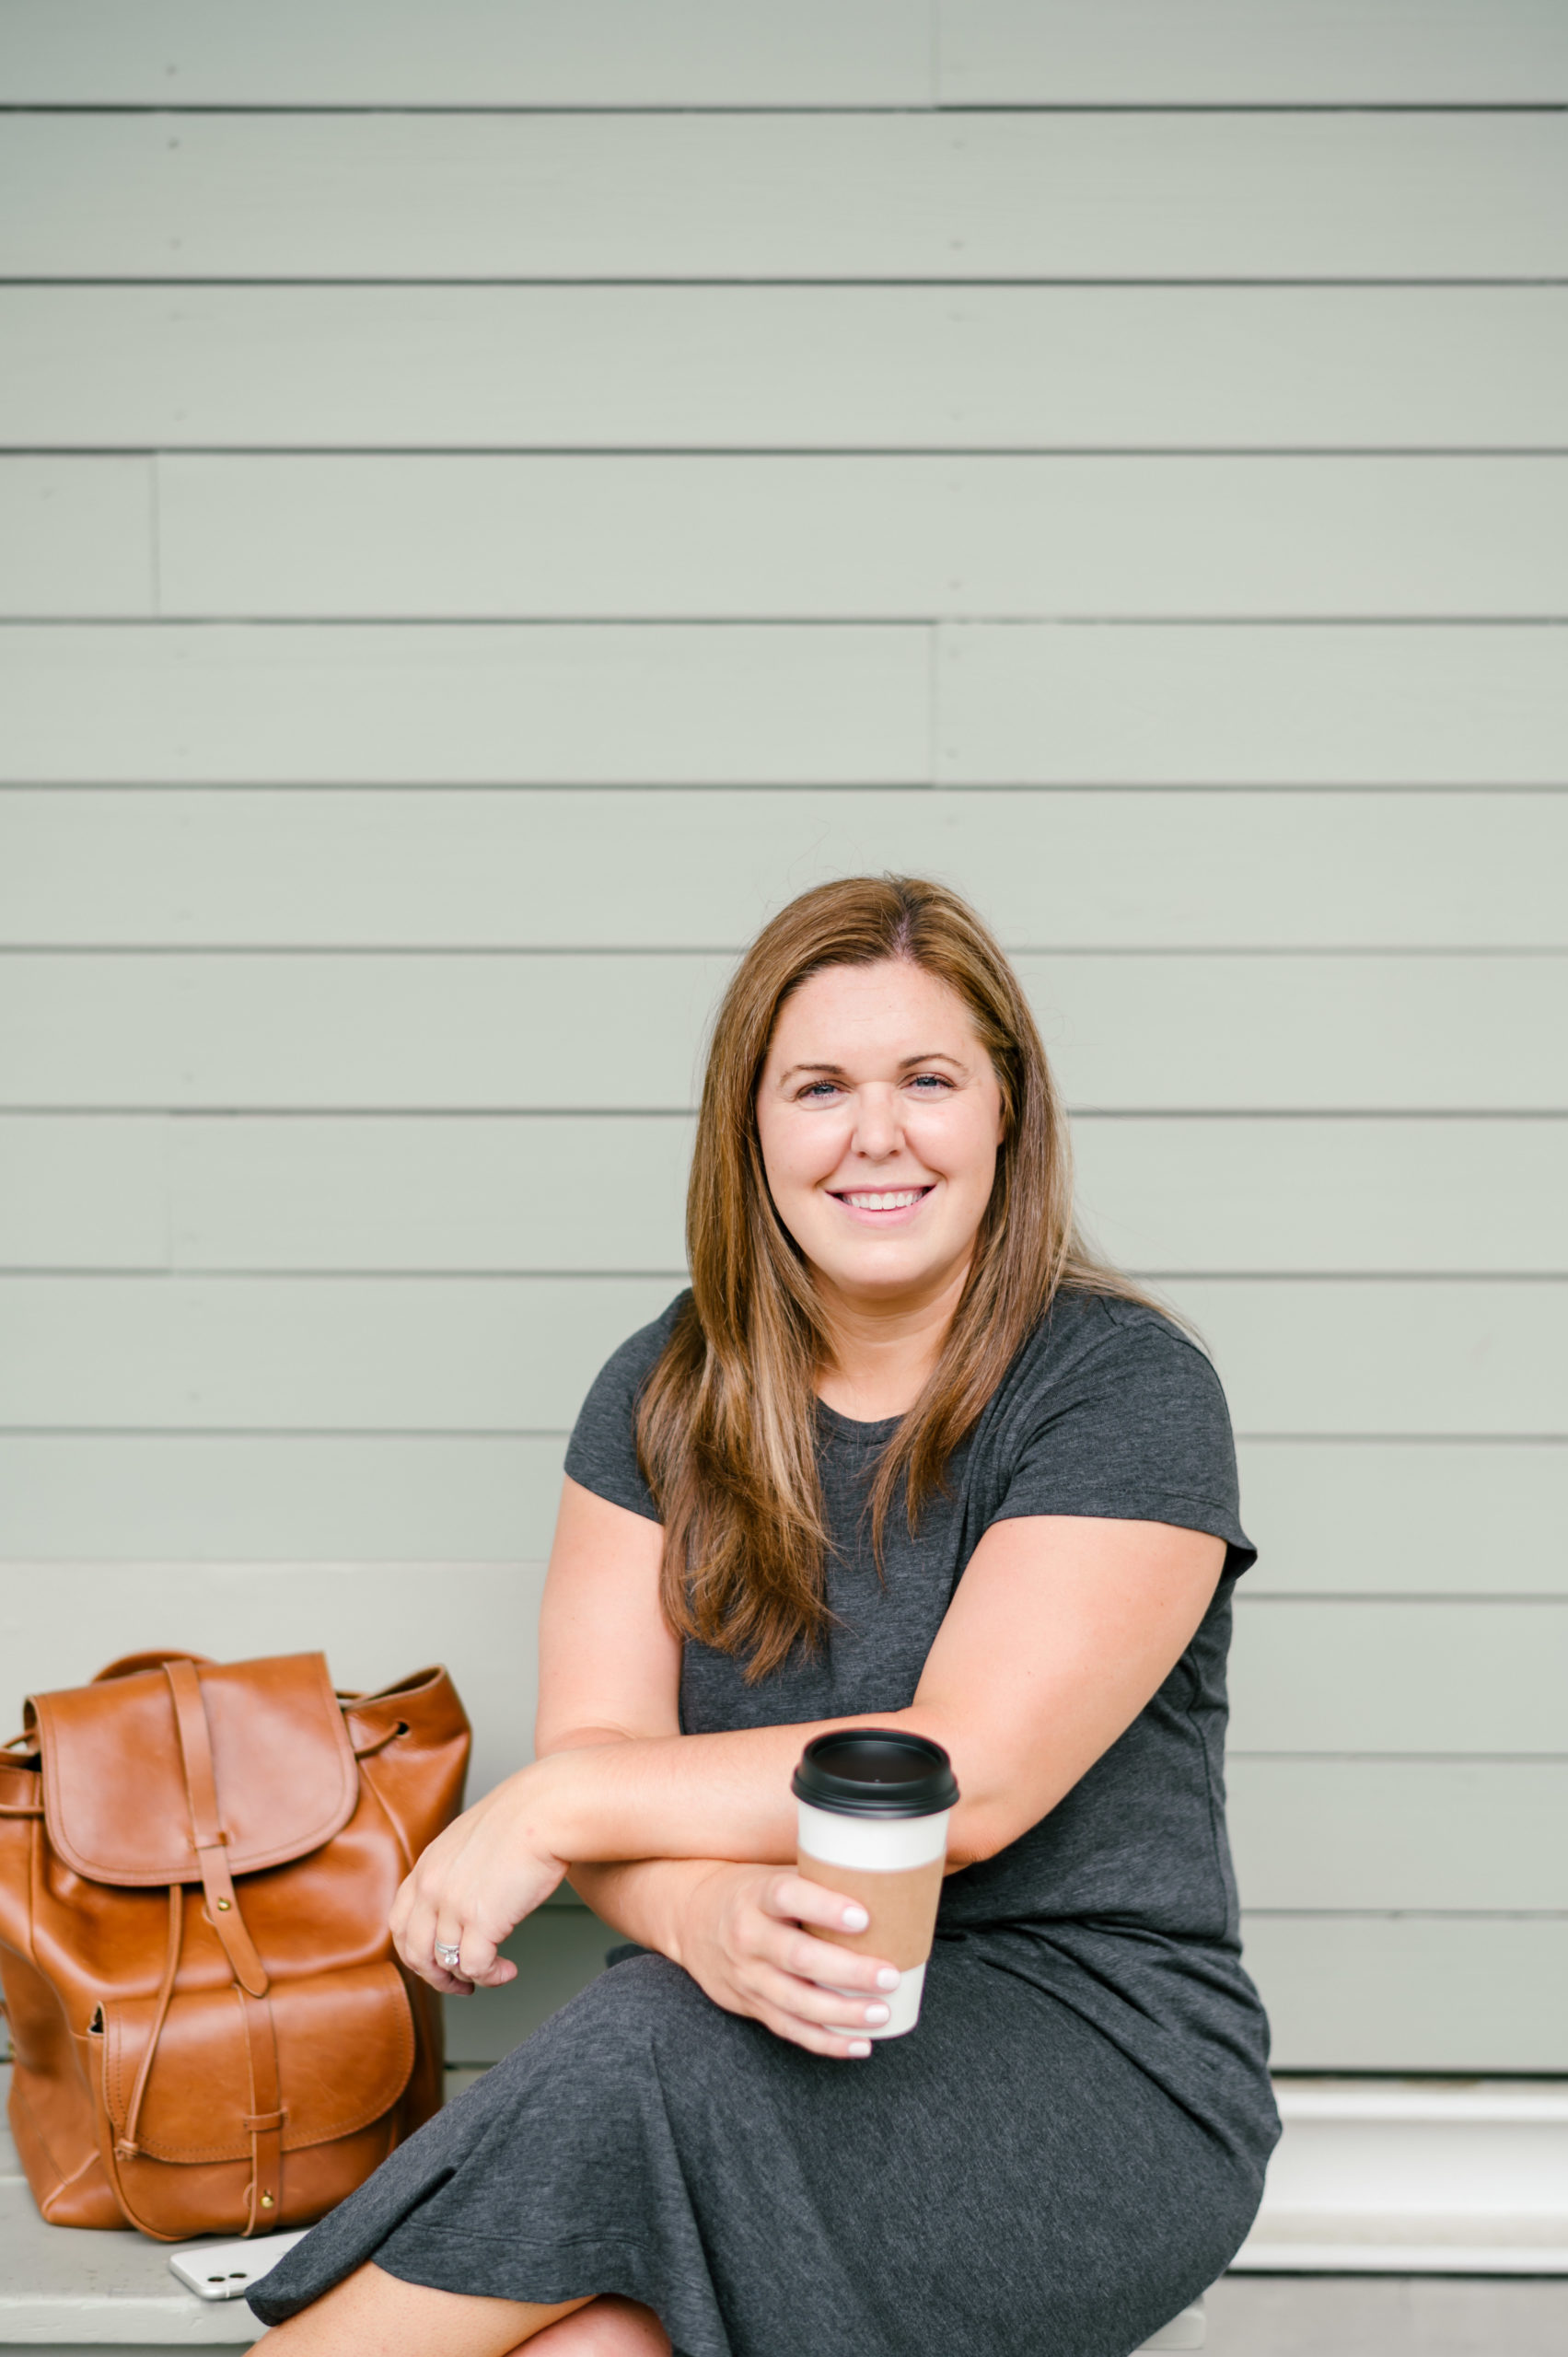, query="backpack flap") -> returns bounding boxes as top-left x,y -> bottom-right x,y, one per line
28,1654 -> 359,1887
